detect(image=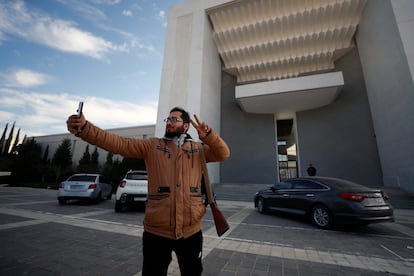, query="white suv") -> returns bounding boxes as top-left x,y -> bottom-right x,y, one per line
115,170 -> 148,212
